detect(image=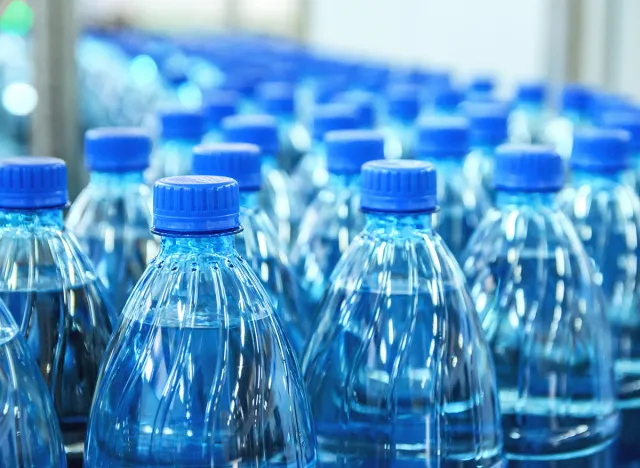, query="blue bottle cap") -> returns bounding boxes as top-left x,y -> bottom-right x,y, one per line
360,159 -> 437,213
222,114 -> 280,154
311,104 -> 359,141
152,175 -> 240,234
417,117 -> 469,158
560,84 -> 591,113
469,76 -> 495,94
192,143 -> 262,191
386,84 -> 420,122
325,130 -> 386,175
433,87 -> 464,112
571,128 -> 631,173
0,157 -> 68,209
203,90 -> 238,127
334,94 -> 376,128
465,102 -> 510,147
159,108 -> 205,141
84,127 -> 152,173
257,81 -> 295,116
494,145 -> 564,192
599,111 -> 640,152
516,82 -> 546,103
